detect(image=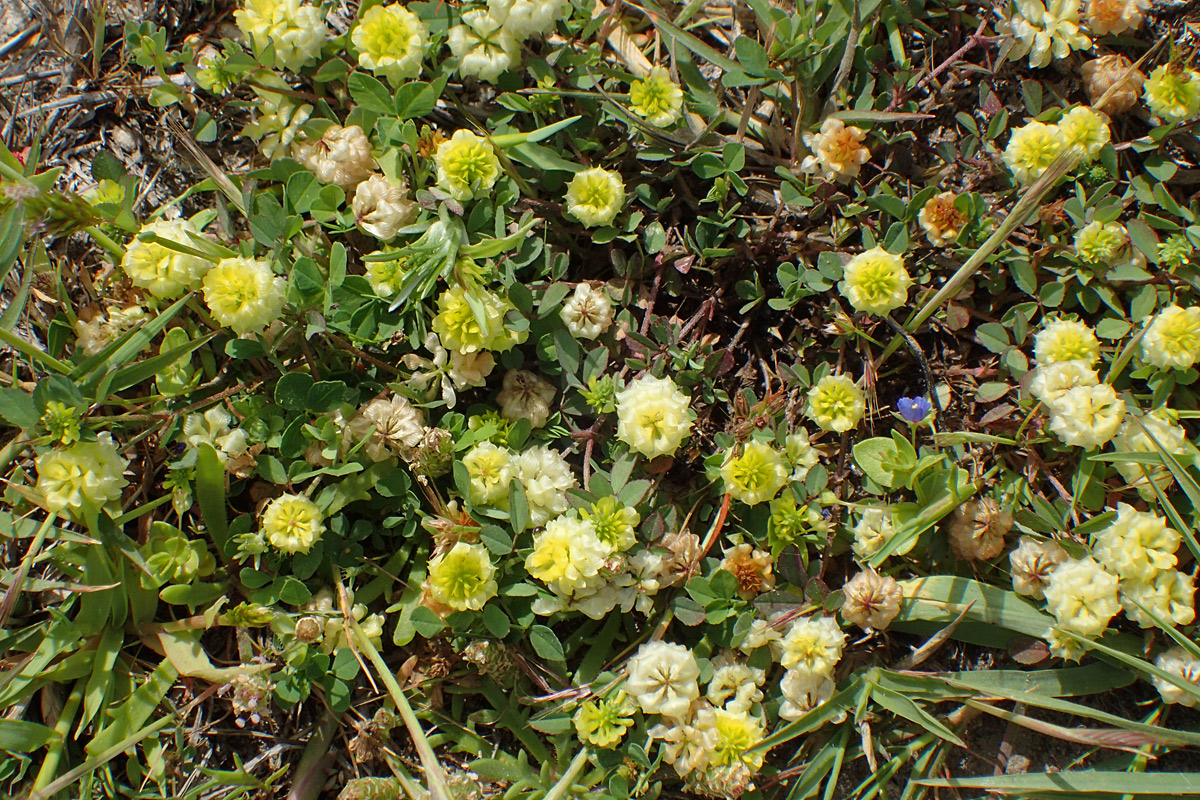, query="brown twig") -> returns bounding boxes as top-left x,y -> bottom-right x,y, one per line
886,19 -> 989,112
